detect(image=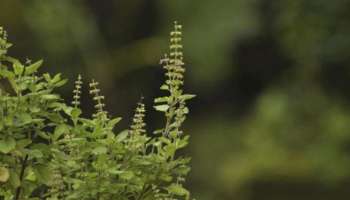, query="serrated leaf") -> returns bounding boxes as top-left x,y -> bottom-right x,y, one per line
154,104 -> 169,112
25,60 -> 43,75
